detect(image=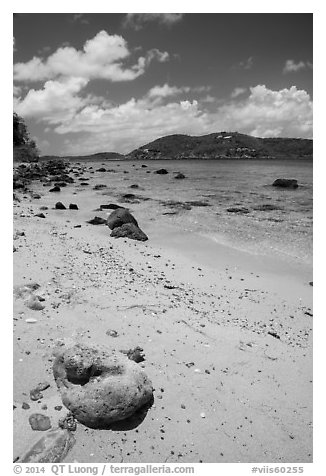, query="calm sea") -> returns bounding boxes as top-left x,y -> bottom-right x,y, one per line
80,158 -> 313,266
